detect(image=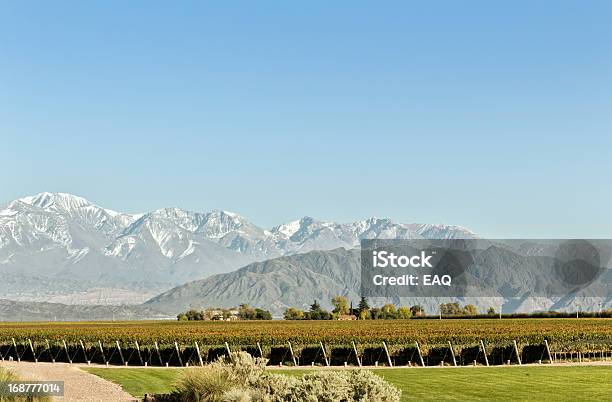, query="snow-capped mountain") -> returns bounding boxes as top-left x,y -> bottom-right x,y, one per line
0,192 -> 477,304
11,192 -> 137,238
